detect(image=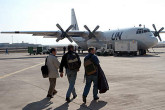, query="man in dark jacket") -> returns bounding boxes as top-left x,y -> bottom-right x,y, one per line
82,47 -> 100,103
59,45 -> 81,102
